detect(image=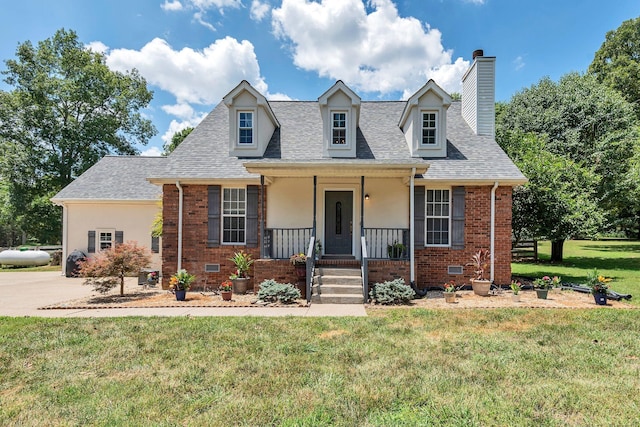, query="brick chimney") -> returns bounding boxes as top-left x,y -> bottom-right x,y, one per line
461,49 -> 496,137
